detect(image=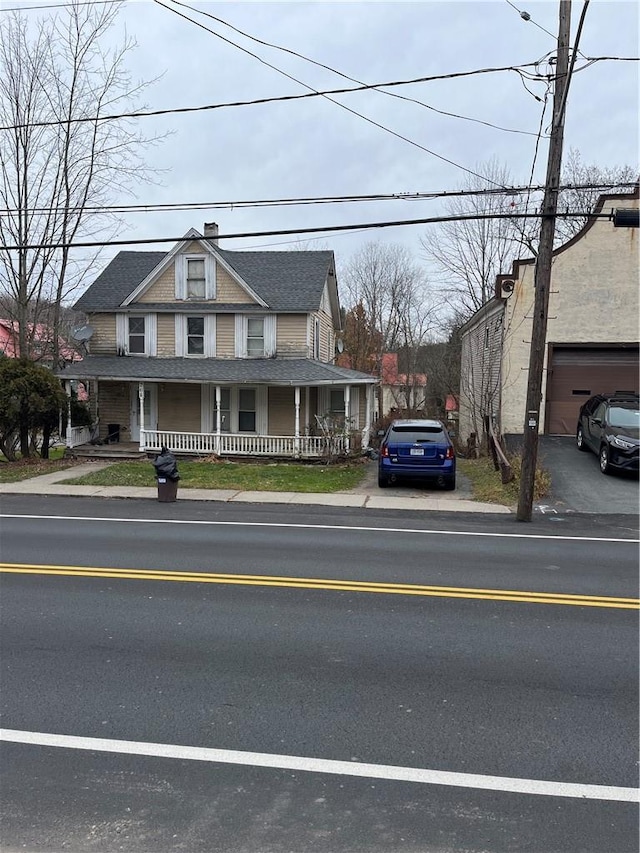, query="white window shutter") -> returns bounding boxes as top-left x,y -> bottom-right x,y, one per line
318,387 -> 330,416
116,314 -> 128,354
256,386 -> 268,434
175,315 -> 185,356
350,387 -> 360,429
235,315 -> 246,358
175,257 -> 185,300
146,314 -> 157,356
264,315 -> 276,356
205,315 -> 216,357
205,256 -> 216,300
